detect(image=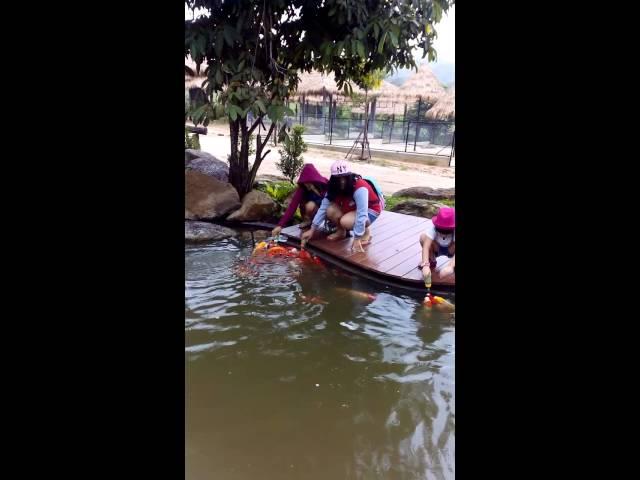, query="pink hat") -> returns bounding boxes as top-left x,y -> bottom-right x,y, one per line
432,207 -> 455,230
330,159 -> 351,176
